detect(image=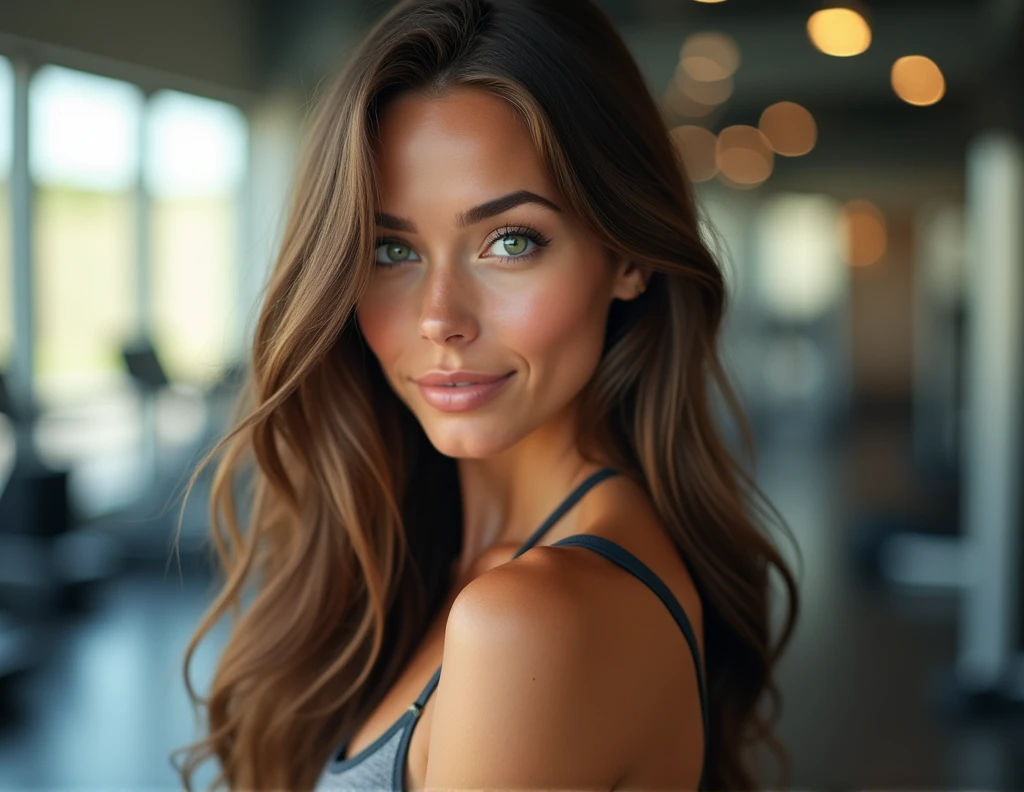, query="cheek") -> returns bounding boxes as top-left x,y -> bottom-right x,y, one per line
355,295 -> 402,370
493,268 -> 608,381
